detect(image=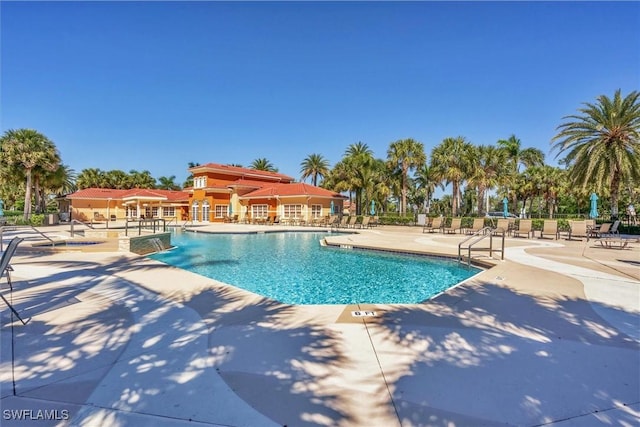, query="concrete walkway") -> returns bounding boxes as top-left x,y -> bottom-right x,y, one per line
1,224 -> 638,426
